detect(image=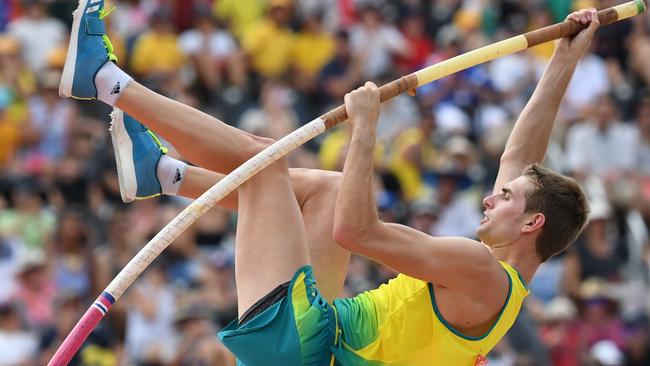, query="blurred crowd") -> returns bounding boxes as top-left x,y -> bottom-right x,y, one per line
1,0 -> 650,365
